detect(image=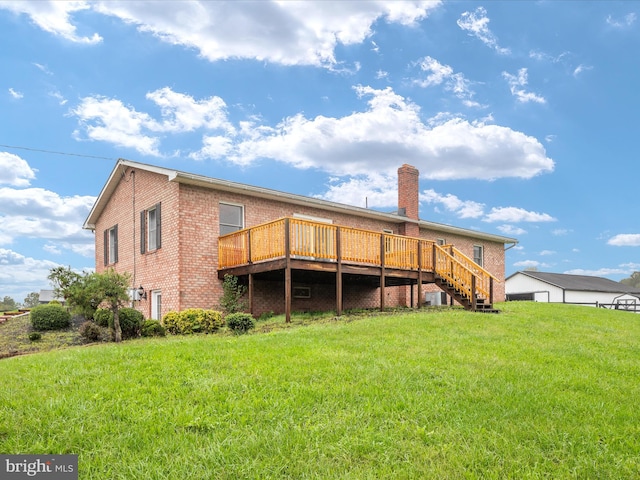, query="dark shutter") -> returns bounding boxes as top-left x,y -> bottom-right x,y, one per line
140,210 -> 146,254
113,225 -> 118,263
103,229 -> 108,266
156,202 -> 161,249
